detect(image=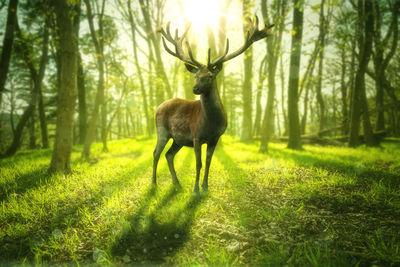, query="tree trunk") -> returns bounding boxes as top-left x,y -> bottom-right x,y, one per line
138,0 -> 172,104
349,0 -> 377,147
2,10 -> 49,157
259,0 -> 287,152
82,0 -> 106,159
29,111 -> 36,149
241,0 -> 254,142
253,57 -> 266,137
372,0 -> 399,132
340,44 -> 348,135
77,53 -> 87,144
0,0 -> 18,106
48,0 -> 77,173
287,0 -> 304,150
37,19 -> 50,149
126,0 -> 152,137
